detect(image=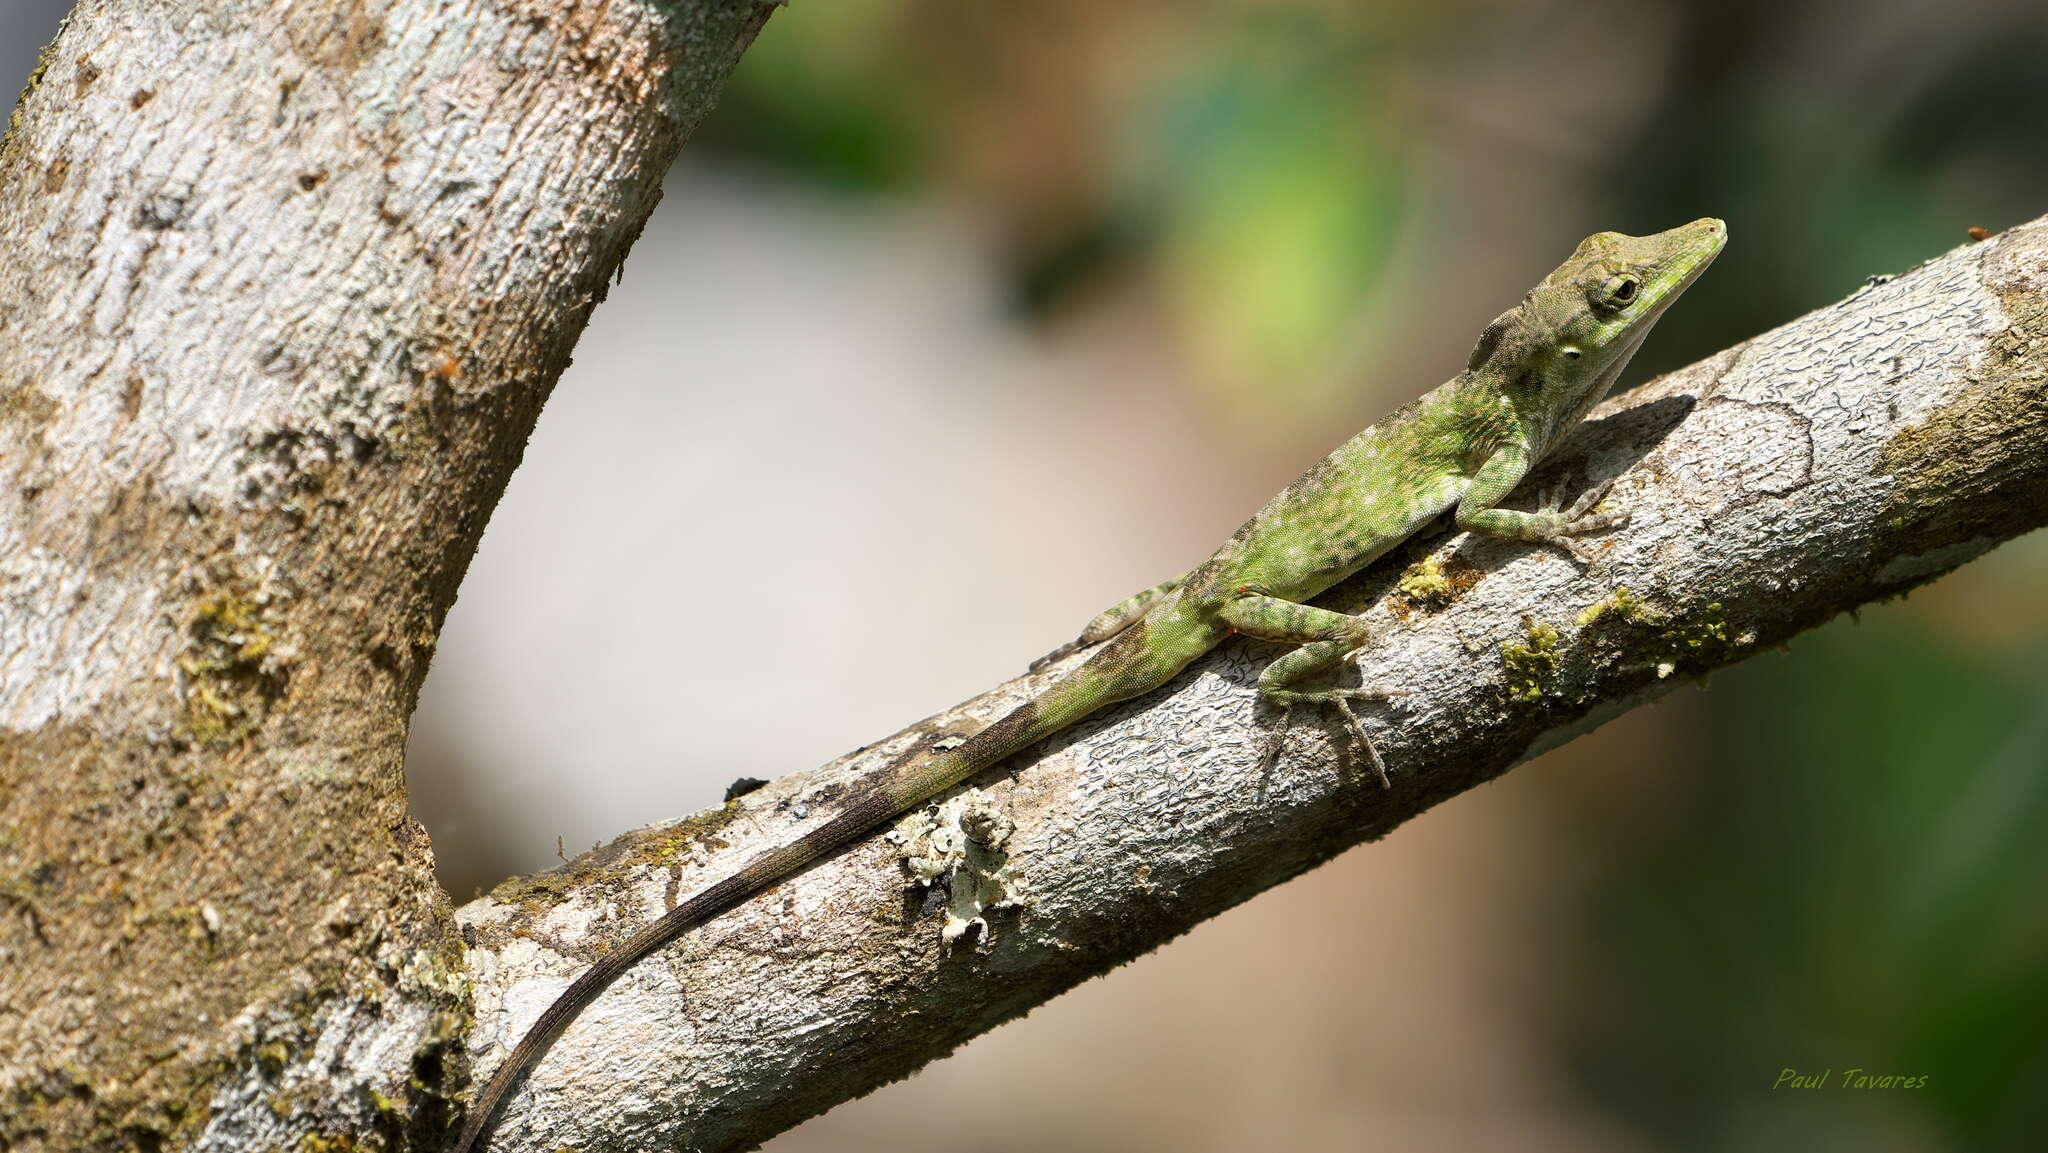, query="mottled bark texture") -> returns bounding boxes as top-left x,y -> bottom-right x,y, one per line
452,218 -> 2048,1153
0,2 -> 773,1150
